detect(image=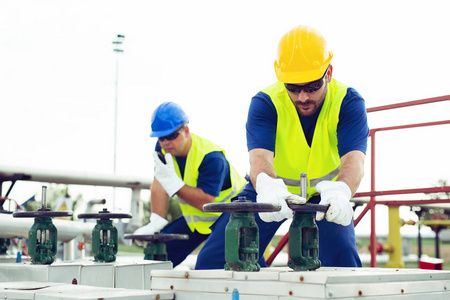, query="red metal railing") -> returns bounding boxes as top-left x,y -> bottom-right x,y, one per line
354,95 -> 450,267
266,95 -> 450,267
